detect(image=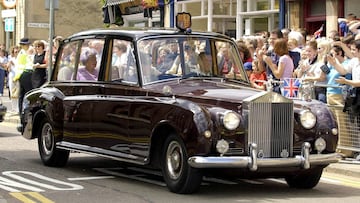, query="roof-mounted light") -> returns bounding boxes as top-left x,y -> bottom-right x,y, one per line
176,12 -> 192,33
